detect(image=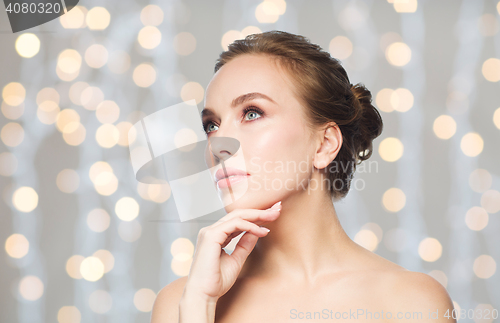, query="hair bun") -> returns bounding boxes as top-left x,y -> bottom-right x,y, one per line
350,82 -> 383,162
